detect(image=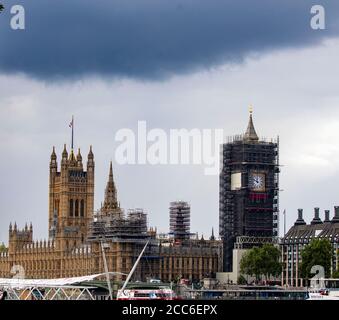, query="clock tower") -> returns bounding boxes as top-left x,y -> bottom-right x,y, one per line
219,110 -> 279,272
